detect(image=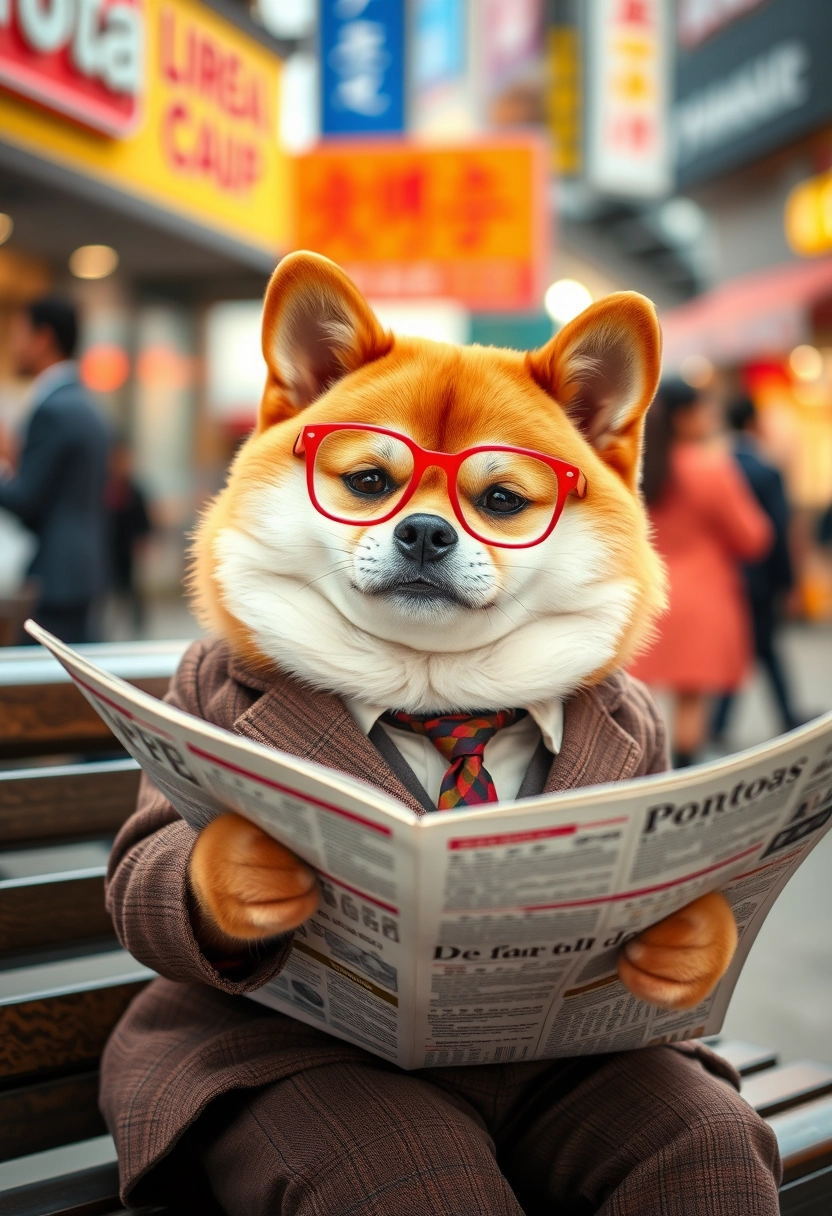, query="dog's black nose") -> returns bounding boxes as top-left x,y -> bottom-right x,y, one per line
393,514 -> 458,564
